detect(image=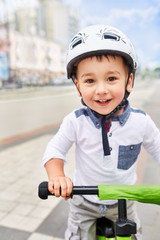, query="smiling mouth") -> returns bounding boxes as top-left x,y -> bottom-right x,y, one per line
95,99 -> 111,105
